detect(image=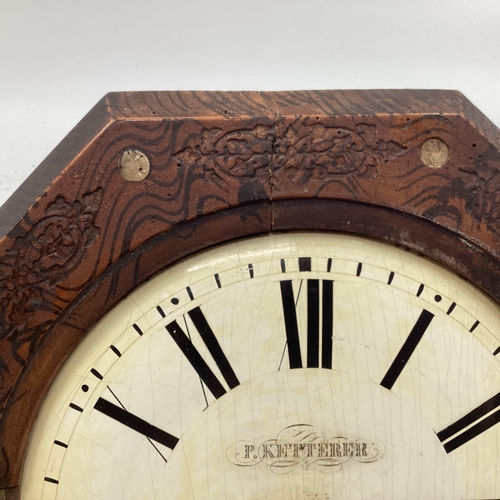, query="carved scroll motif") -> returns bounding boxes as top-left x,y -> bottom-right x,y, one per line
273,122 -> 407,182
173,125 -> 274,184
173,120 -> 407,186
